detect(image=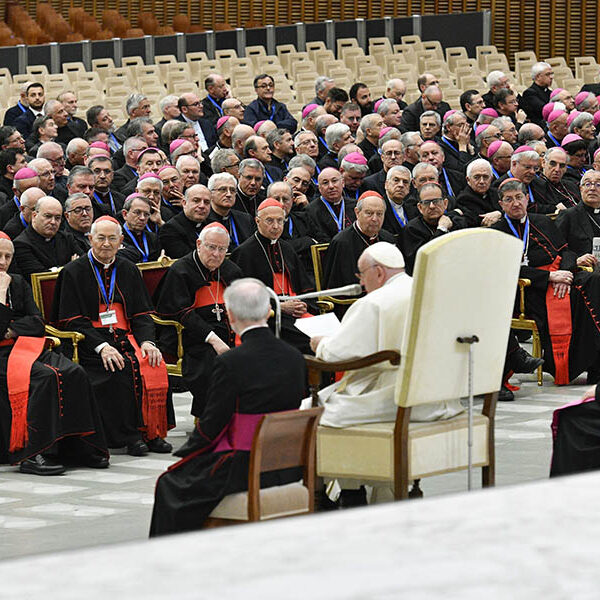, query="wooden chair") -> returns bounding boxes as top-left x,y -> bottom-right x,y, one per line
136,257 -> 183,377
307,229 -> 523,500
205,407 -> 323,526
30,270 -> 85,363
